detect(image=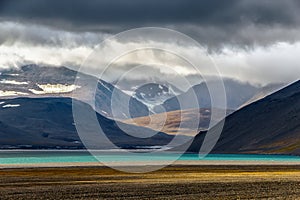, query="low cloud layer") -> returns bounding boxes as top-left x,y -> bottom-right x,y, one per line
0,22 -> 105,69
0,1 -> 299,86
